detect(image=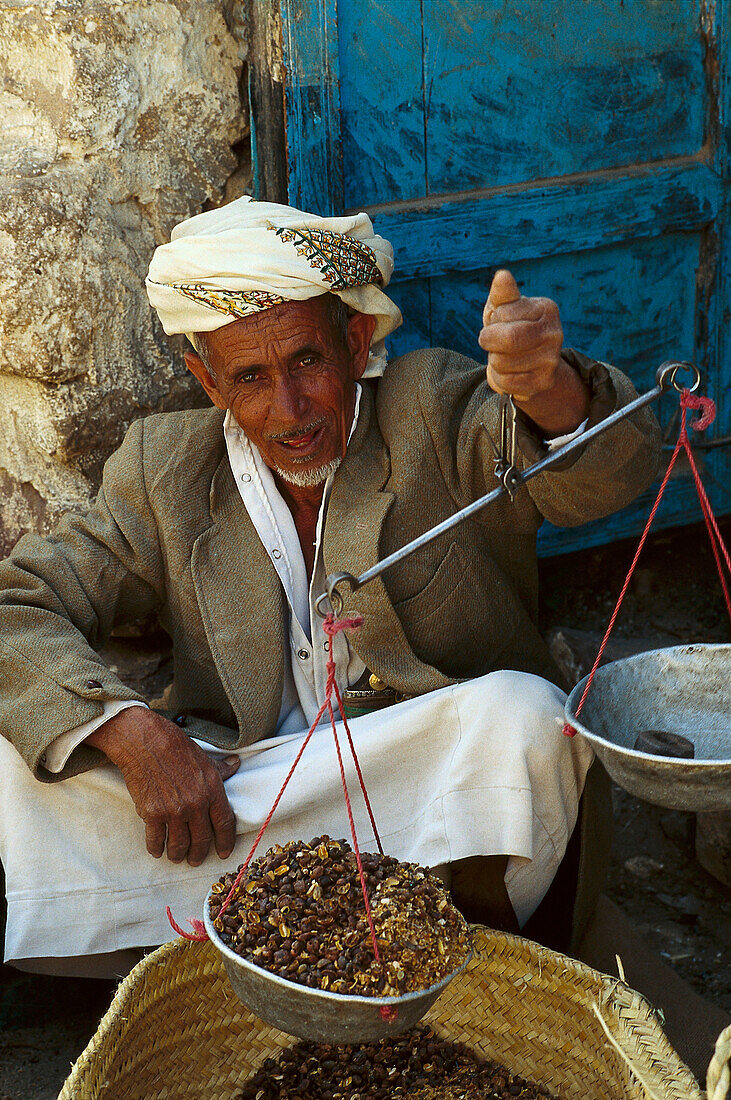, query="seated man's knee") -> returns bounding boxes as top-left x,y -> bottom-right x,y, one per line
459,669 -> 568,765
